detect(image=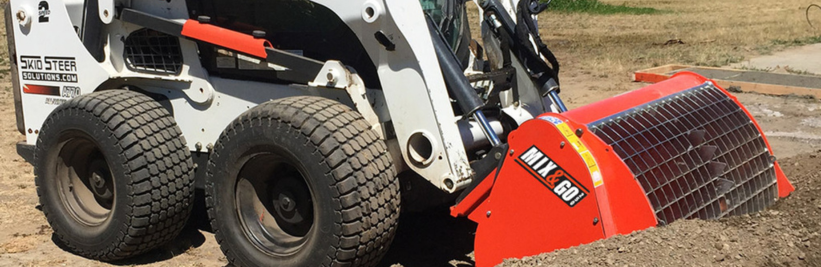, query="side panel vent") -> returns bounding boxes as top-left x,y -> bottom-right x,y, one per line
588,83 -> 778,225
124,29 -> 183,75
